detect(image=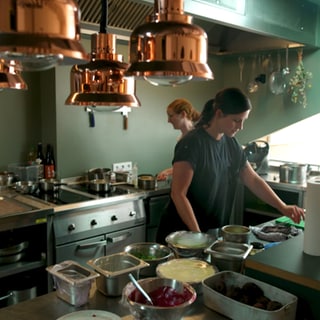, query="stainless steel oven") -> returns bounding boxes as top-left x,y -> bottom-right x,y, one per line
53,195 -> 146,266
